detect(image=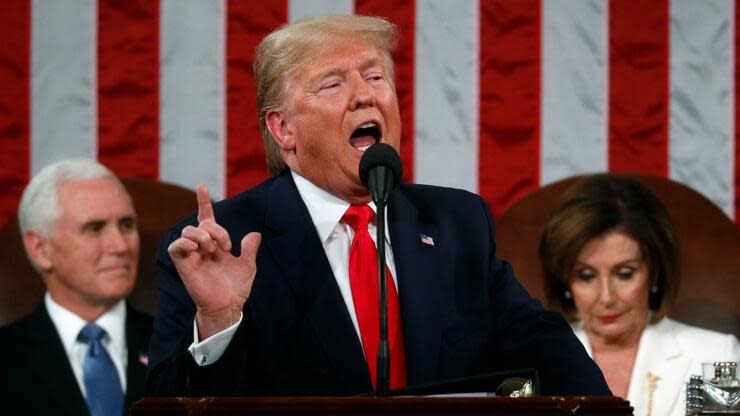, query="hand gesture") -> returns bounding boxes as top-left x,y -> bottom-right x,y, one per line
168,185 -> 262,339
